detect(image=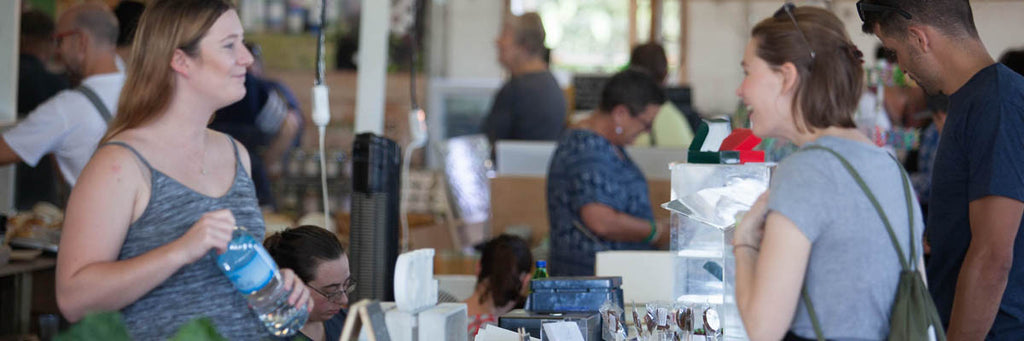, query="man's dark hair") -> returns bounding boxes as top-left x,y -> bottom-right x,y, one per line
598,69 -> 666,117
114,1 -> 146,47
999,49 -> 1024,77
629,43 -> 668,84
858,0 -> 979,39
21,10 -> 56,45
875,44 -> 896,62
